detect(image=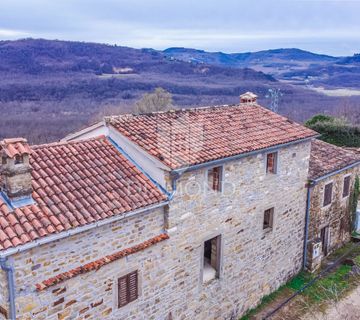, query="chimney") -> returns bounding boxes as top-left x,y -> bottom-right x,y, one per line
0,138 -> 33,206
240,92 -> 257,104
